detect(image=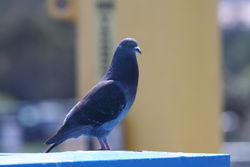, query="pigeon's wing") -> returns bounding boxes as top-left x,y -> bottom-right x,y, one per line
66,80 -> 127,127
45,80 -> 126,145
